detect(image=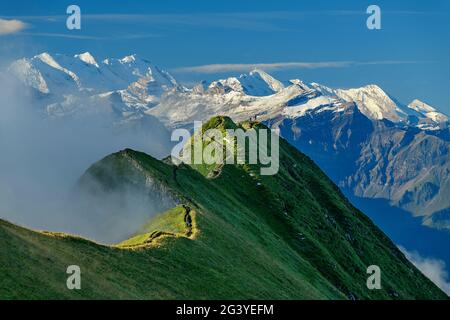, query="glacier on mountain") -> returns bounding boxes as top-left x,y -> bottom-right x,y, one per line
7,52 -> 449,132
